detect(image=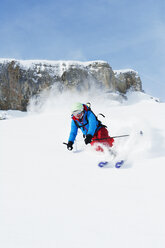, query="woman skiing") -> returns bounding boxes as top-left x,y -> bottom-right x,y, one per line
67,102 -> 114,152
